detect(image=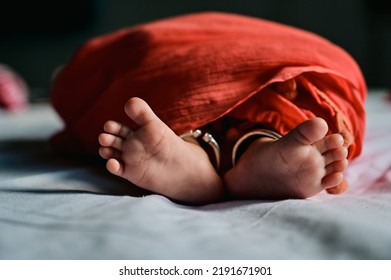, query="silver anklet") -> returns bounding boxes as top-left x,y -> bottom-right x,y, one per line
232,129 -> 281,166
180,130 -> 220,170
